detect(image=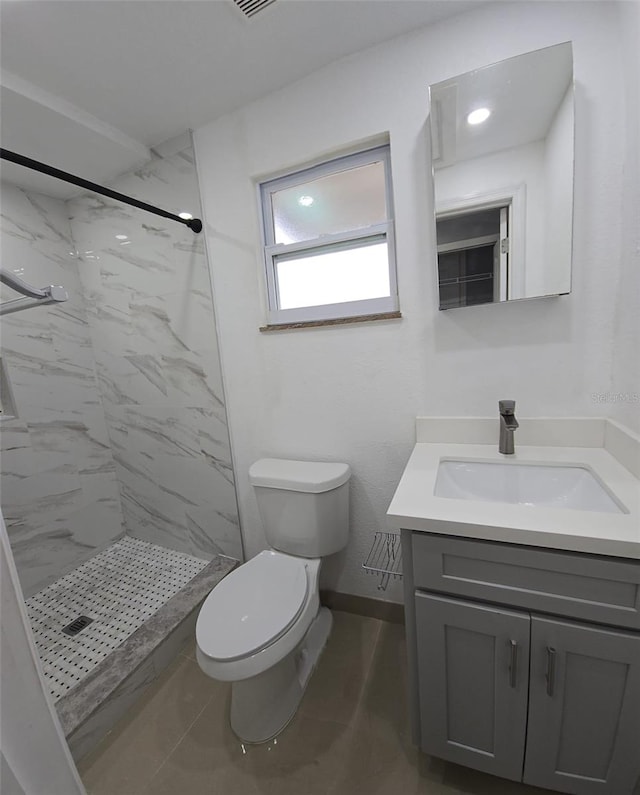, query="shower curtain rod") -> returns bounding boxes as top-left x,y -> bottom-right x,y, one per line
0,148 -> 203,233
